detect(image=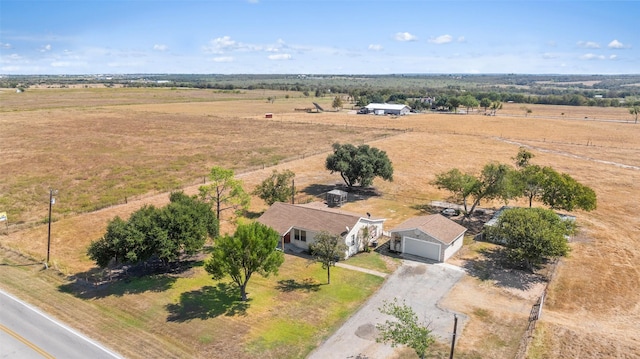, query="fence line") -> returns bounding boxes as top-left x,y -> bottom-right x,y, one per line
514,258 -> 559,359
